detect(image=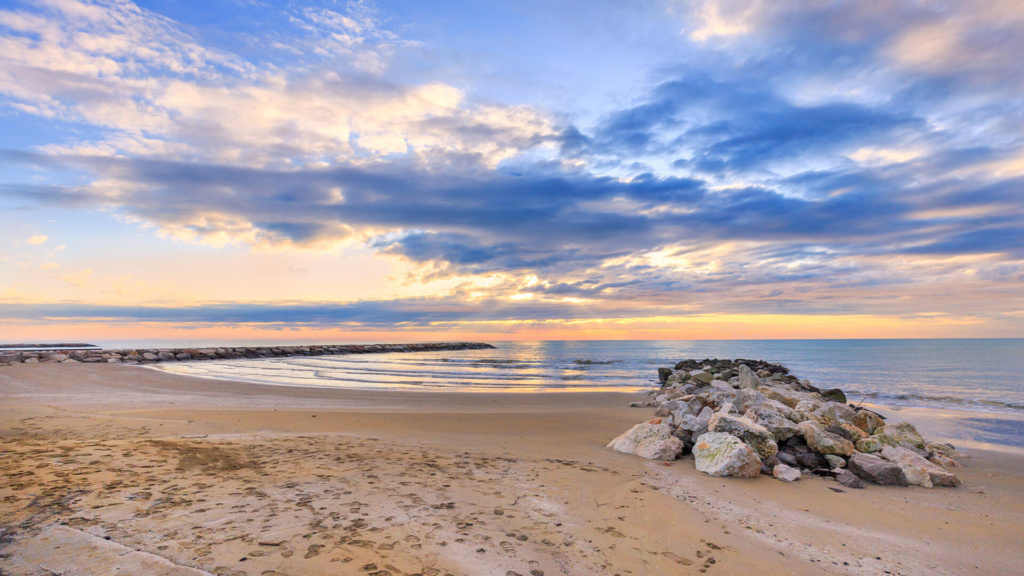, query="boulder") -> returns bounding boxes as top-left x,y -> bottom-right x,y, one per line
737,364 -> 763,389
708,412 -> 779,460
732,388 -> 767,413
693,433 -> 762,478
710,380 -> 734,392
836,470 -> 866,489
927,442 -> 968,460
773,464 -> 801,482
666,370 -> 689,385
855,437 -> 883,453
929,453 -> 962,468
824,454 -> 846,469
853,410 -> 885,434
758,386 -> 802,409
607,422 -> 685,461
690,371 -> 714,384
794,451 -> 827,470
880,446 -> 960,488
847,453 -> 908,486
877,422 -> 926,450
814,402 -> 857,424
797,421 -> 855,457
658,367 -> 673,383
744,407 -> 800,442
821,388 -> 847,403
